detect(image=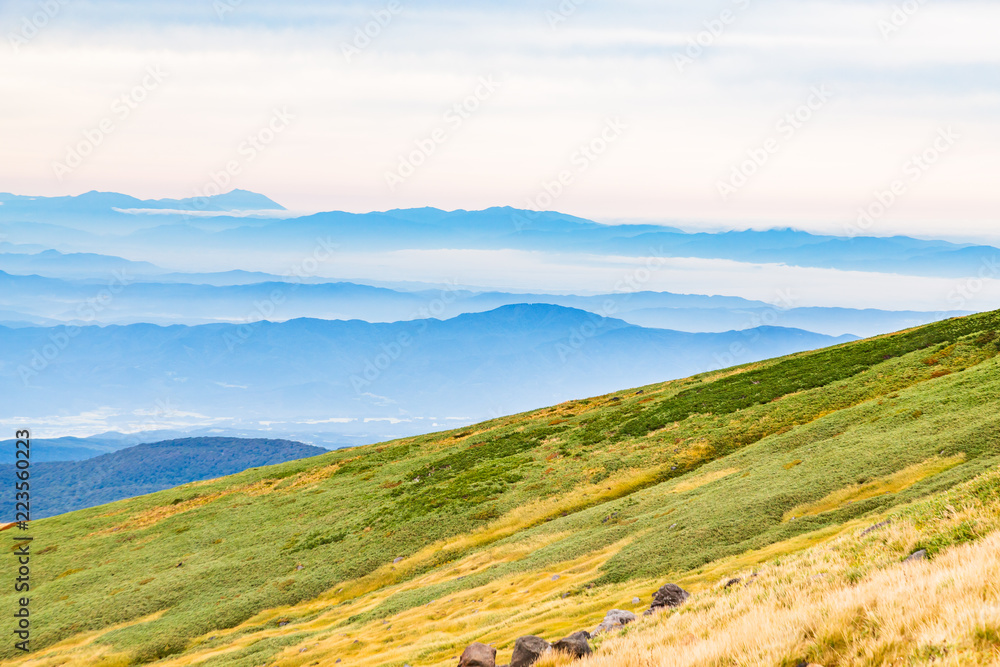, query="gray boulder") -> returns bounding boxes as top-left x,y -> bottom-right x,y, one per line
593,609 -> 636,635
510,635 -> 550,667
552,631 -> 592,658
904,549 -> 928,563
644,583 -> 689,616
459,642 -> 496,667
